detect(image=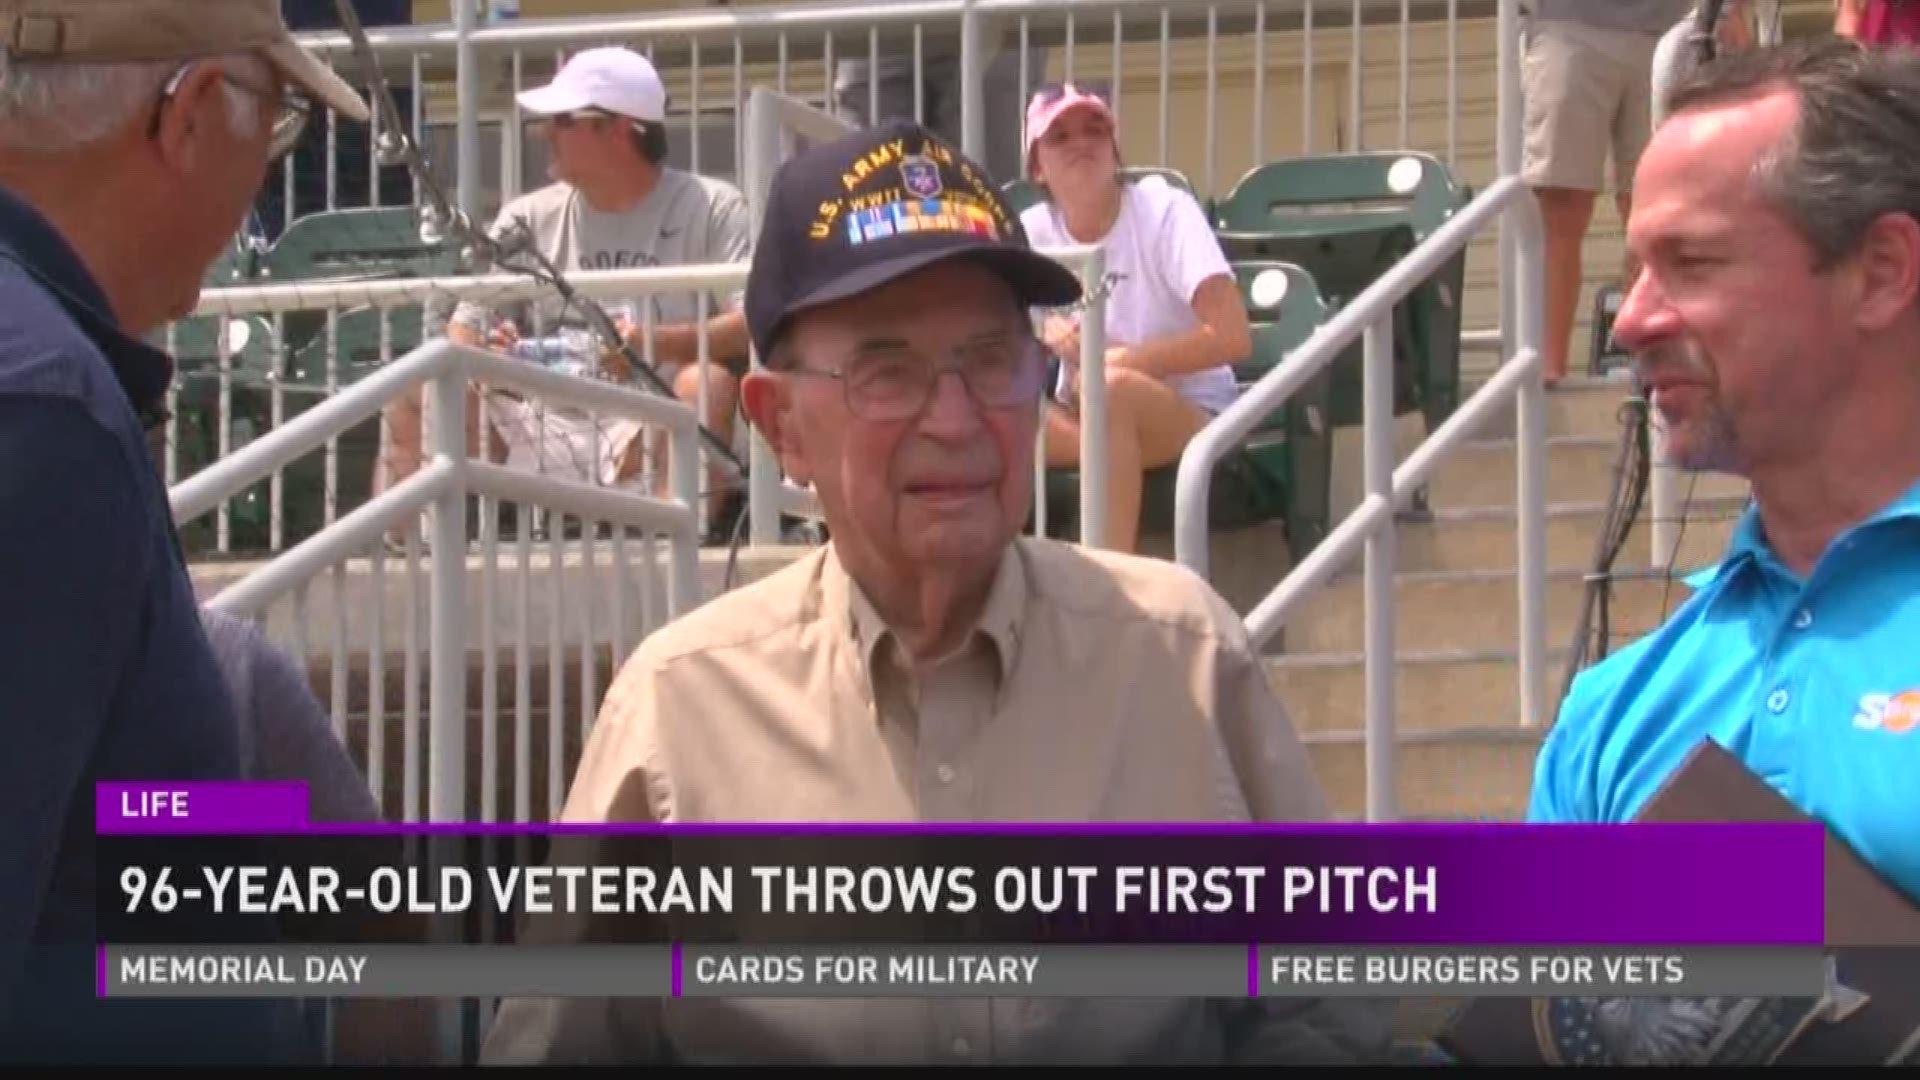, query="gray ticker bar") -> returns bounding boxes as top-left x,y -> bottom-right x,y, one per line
103,945 -> 673,998
678,945 -> 1243,998
100,945 -> 1833,1001
1256,947 -> 1831,998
